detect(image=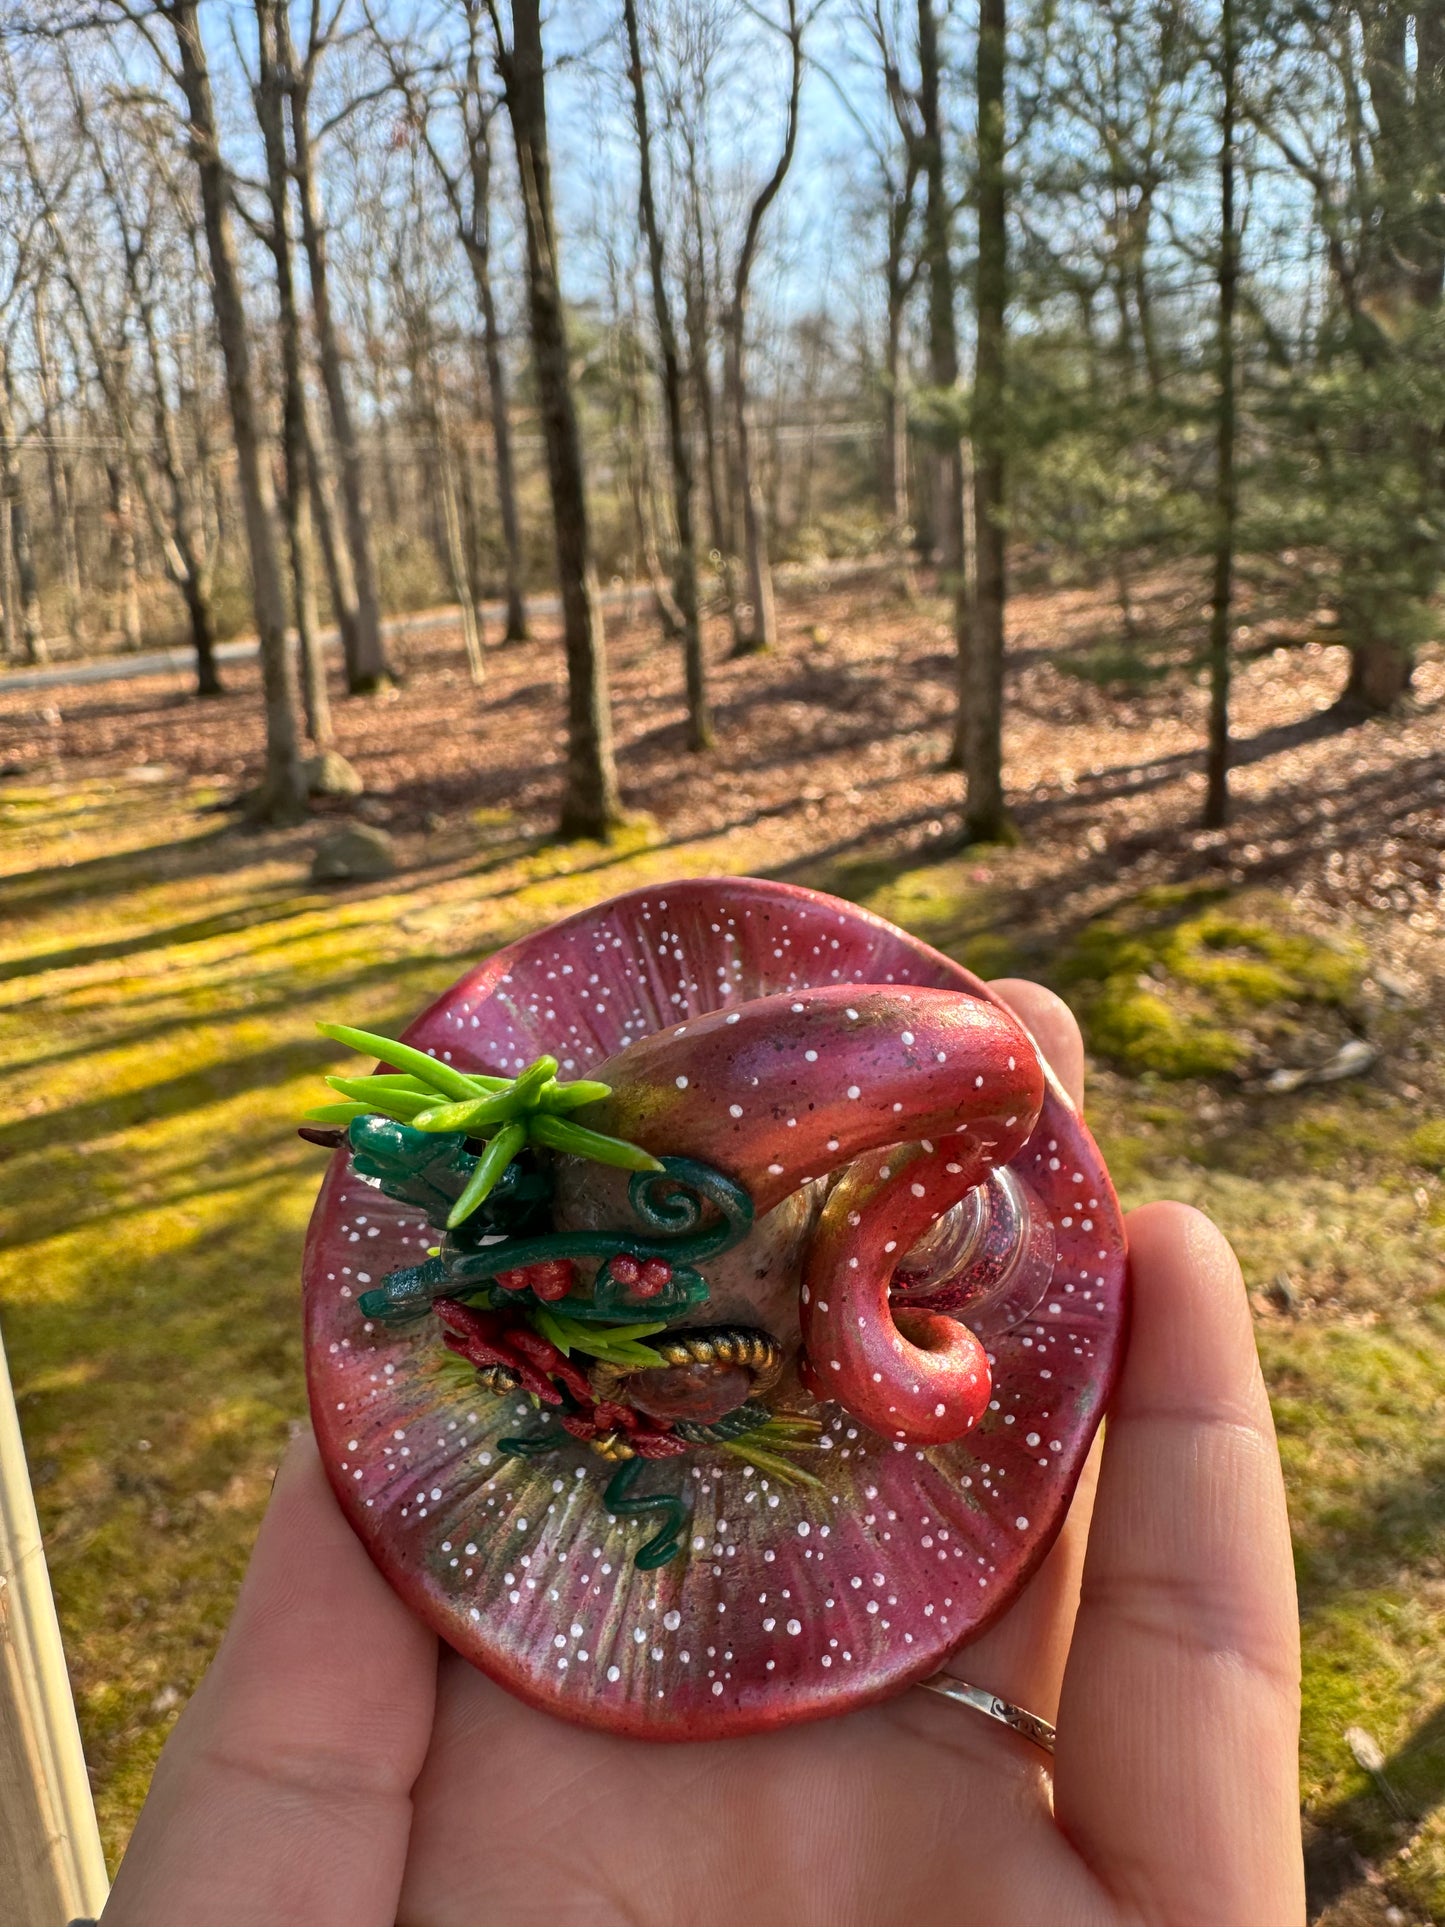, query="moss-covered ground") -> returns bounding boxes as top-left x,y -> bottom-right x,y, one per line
2,583 -> 1442,1920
